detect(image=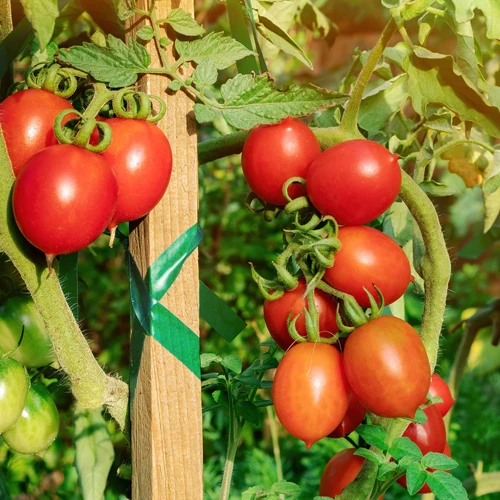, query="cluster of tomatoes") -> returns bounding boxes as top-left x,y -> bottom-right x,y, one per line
241,117 -> 452,496
0,259 -> 59,454
0,87 -> 173,266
